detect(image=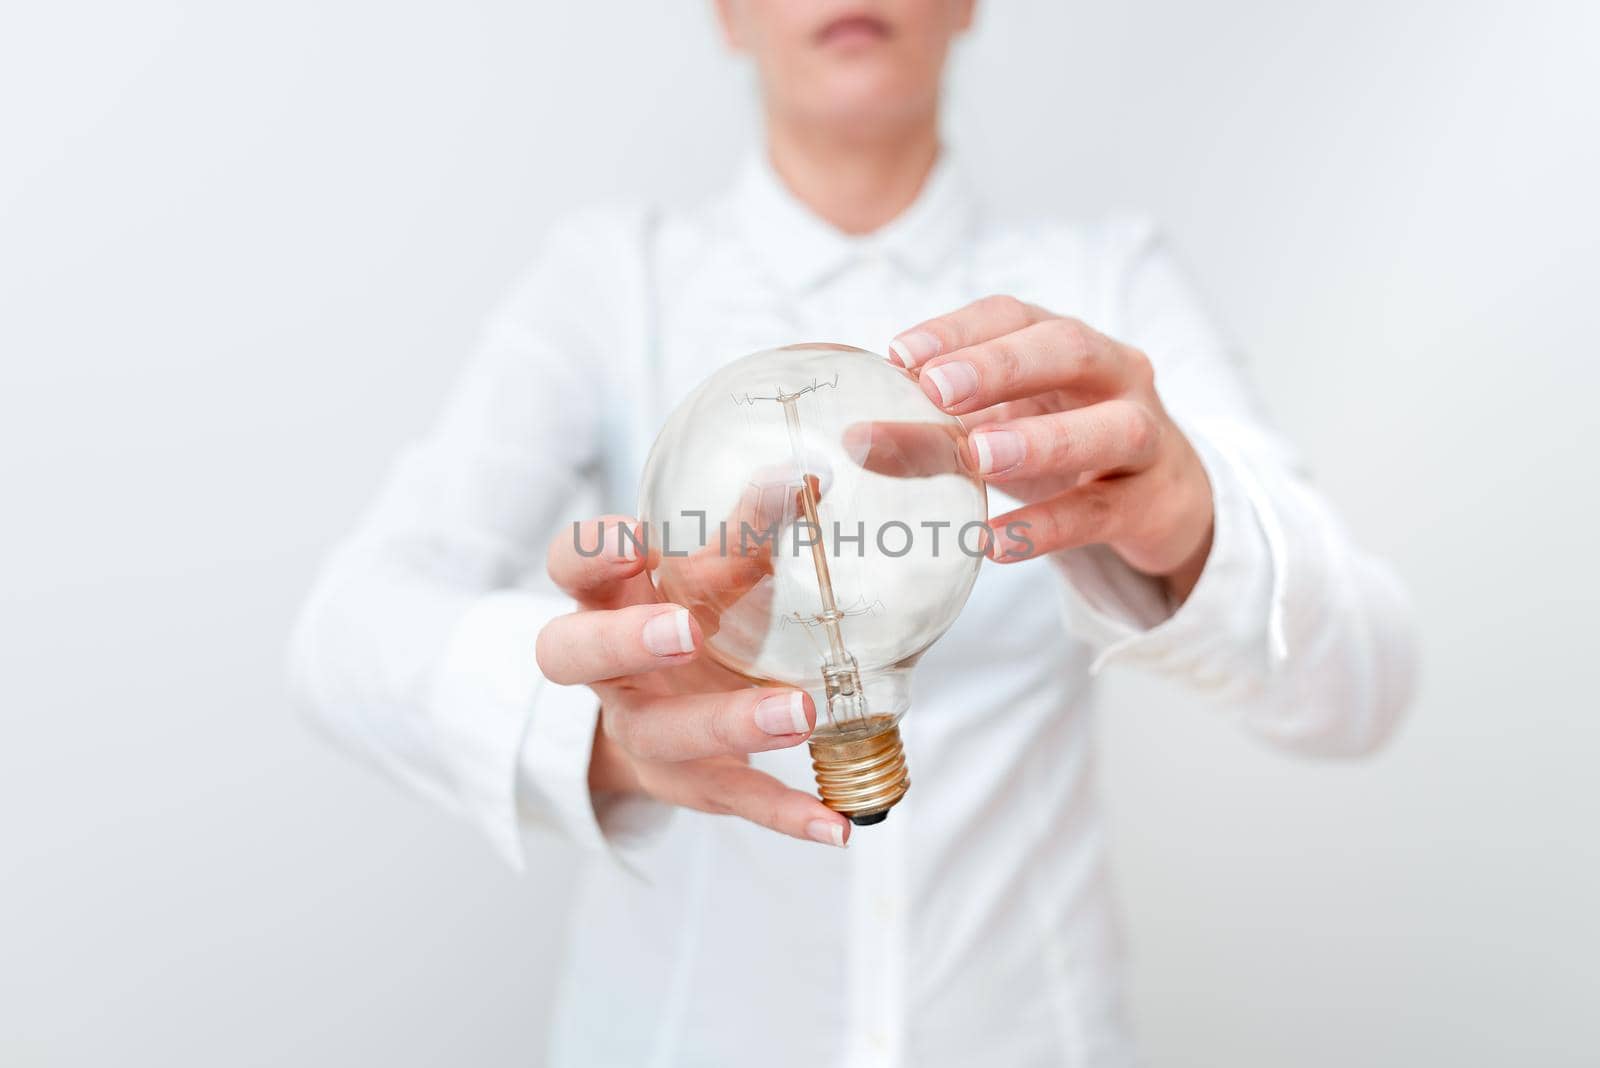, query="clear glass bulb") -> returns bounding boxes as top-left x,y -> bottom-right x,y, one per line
638,343 -> 987,824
